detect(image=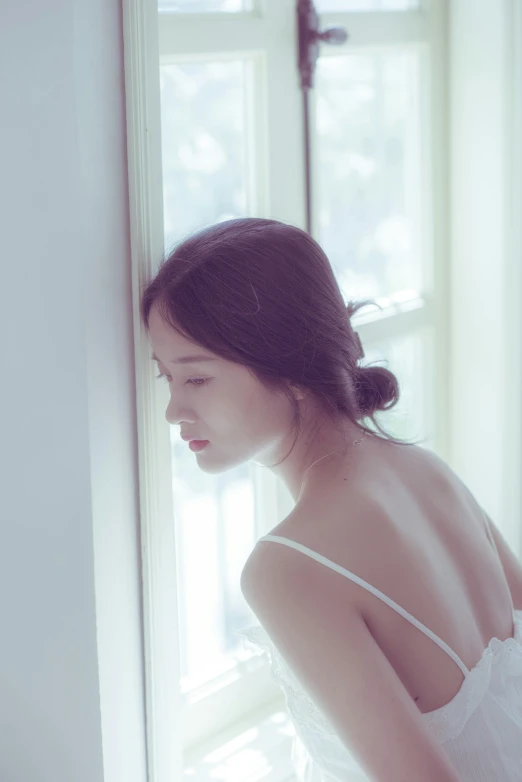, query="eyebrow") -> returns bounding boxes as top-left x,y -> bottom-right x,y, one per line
151,353 -> 218,365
